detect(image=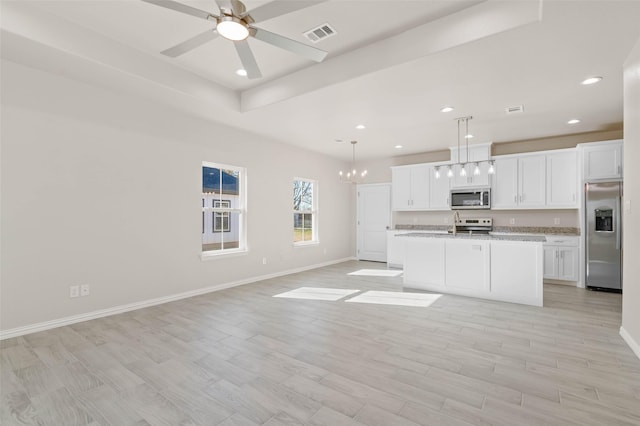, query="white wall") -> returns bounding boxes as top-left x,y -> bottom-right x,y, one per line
0,60 -> 353,332
622,37 -> 640,356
